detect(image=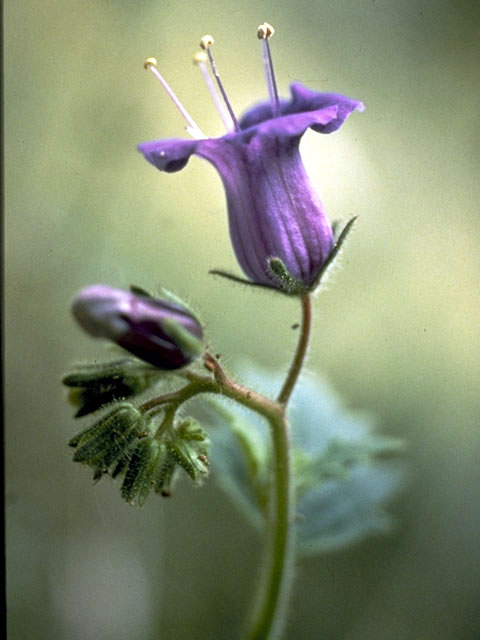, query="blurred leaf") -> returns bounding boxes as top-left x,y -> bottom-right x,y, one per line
294,435 -> 406,496
191,399 -> 269,530
190,363 -> 406,554
296,462 -> 404,556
